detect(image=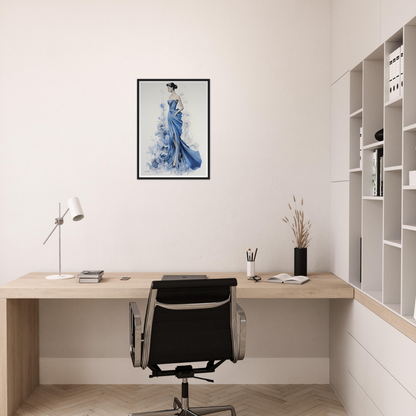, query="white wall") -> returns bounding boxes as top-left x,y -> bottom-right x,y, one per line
0,0 -> 332,381
331,0 -> 416,81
